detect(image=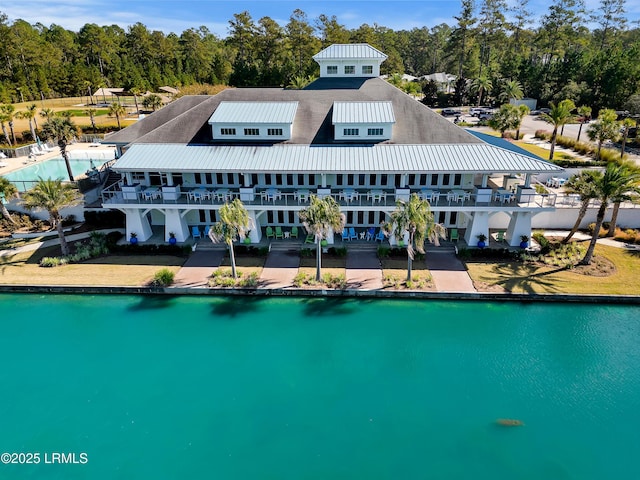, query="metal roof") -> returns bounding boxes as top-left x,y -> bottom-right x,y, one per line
313,44 -> 388,60
113,143 -> 562,174
332,102 -> 396,124
208,101 -> 298,124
